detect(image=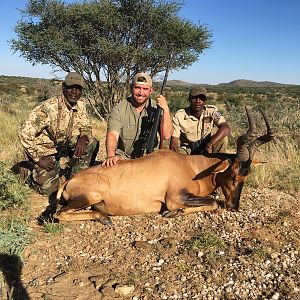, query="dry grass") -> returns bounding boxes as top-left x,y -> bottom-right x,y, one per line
90,117 -> 107,161
0,110 -> 26,164
224,101 -> 300,192
249,137 -> 300,191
